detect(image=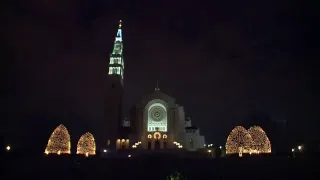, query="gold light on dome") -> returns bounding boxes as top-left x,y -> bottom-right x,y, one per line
44,124 -> 71,155
77,132 -> 96,156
